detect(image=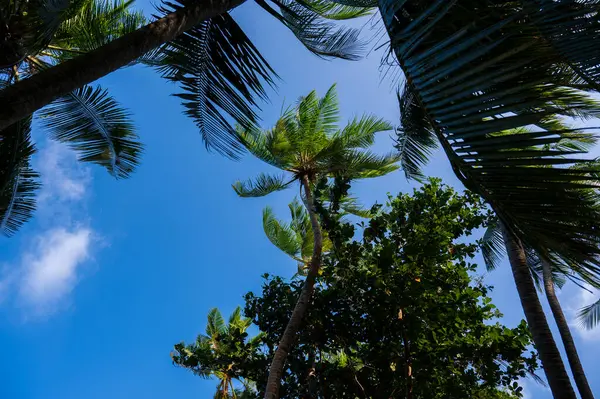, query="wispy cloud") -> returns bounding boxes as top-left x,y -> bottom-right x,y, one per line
1,140 -> 98,318
565,284 -> 600,342
18,228 -> 92,315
